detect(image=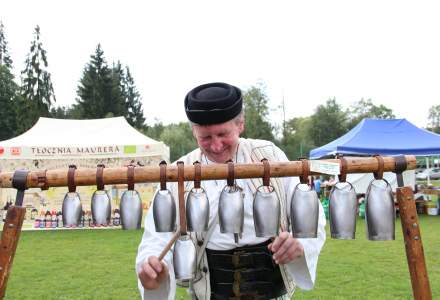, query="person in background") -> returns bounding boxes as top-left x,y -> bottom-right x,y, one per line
136,82 -> 326,299
313,176 -> 322,198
